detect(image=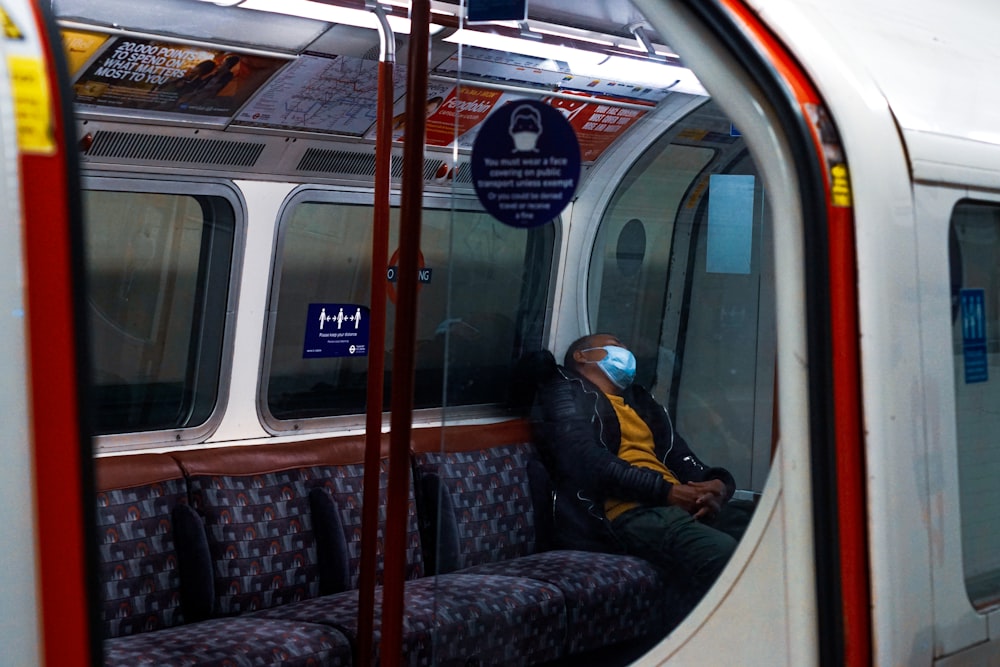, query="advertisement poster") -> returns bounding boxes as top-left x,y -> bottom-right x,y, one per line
73,36 -> 287,116
381,82 -> 537,149
423,85 -> 504,146
60,29 -> 111,78
545,94 -> 649,162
